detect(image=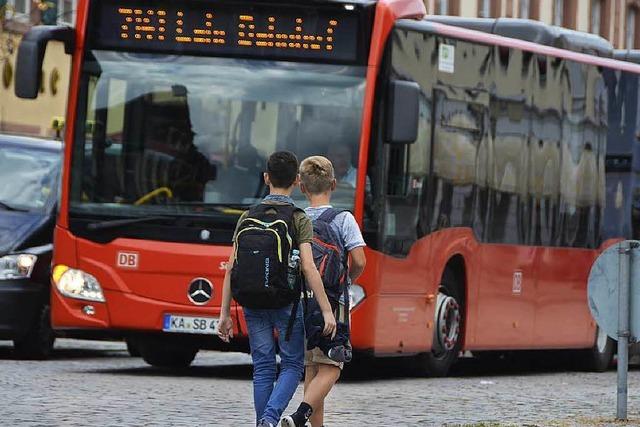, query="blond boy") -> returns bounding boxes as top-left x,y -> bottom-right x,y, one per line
282,155 -> 366,427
